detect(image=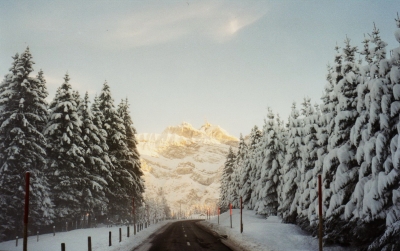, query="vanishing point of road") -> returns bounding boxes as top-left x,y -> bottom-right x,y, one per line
133,220 -> 232,251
